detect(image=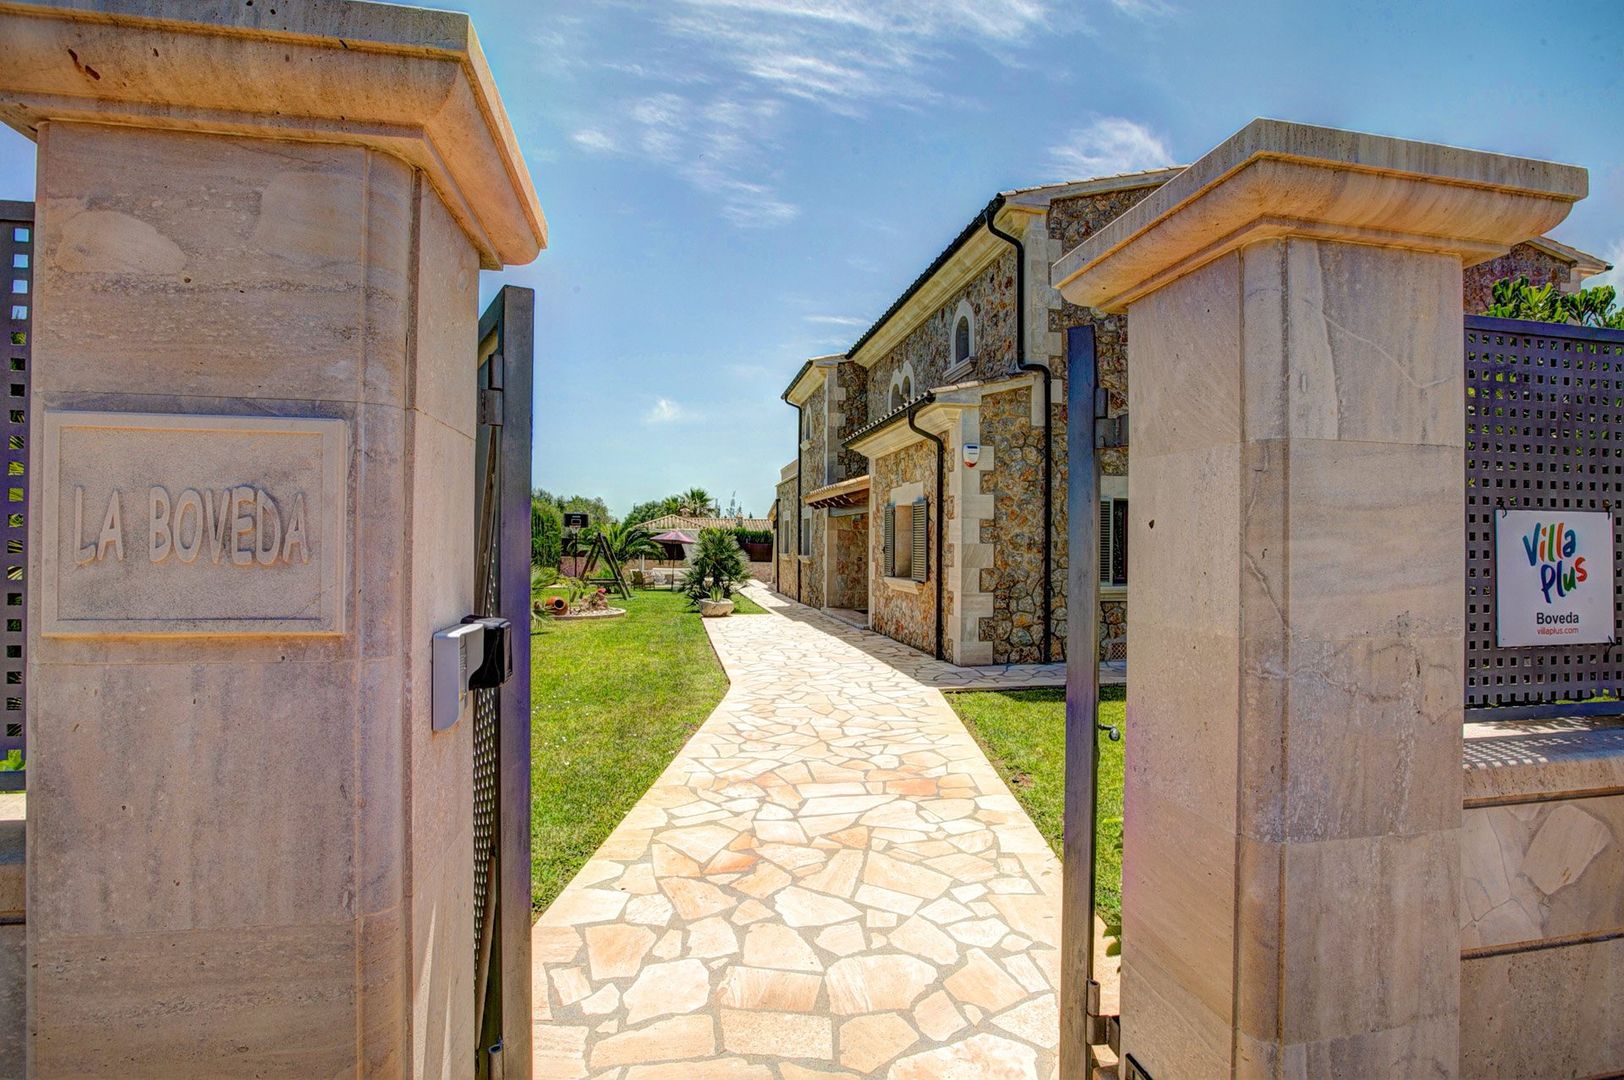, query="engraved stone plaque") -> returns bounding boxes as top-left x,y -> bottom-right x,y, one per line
41,410 -> 347,636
